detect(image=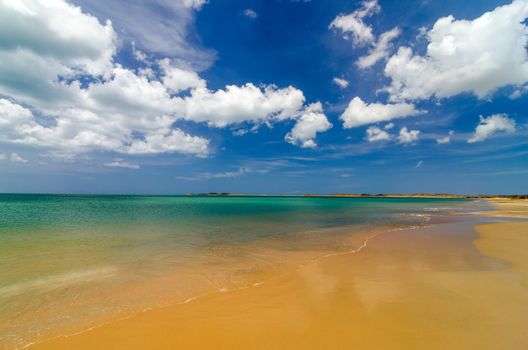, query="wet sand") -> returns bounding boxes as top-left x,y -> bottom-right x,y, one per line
32,200 -> 528,349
